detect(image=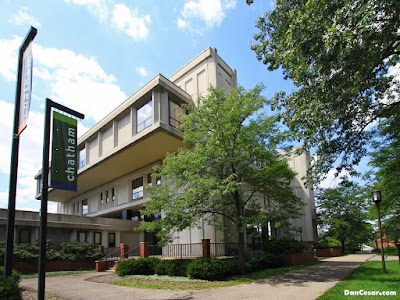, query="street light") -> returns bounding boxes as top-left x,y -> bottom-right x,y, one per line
372,190 -> 387,273
298,226 -> 303,242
